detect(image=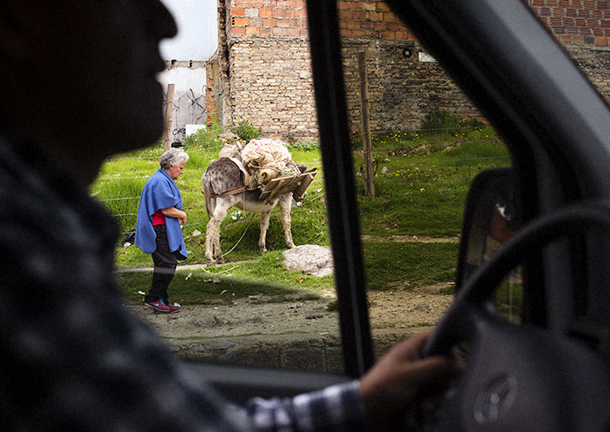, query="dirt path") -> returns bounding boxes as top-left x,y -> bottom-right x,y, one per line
129,282 -> 454,340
